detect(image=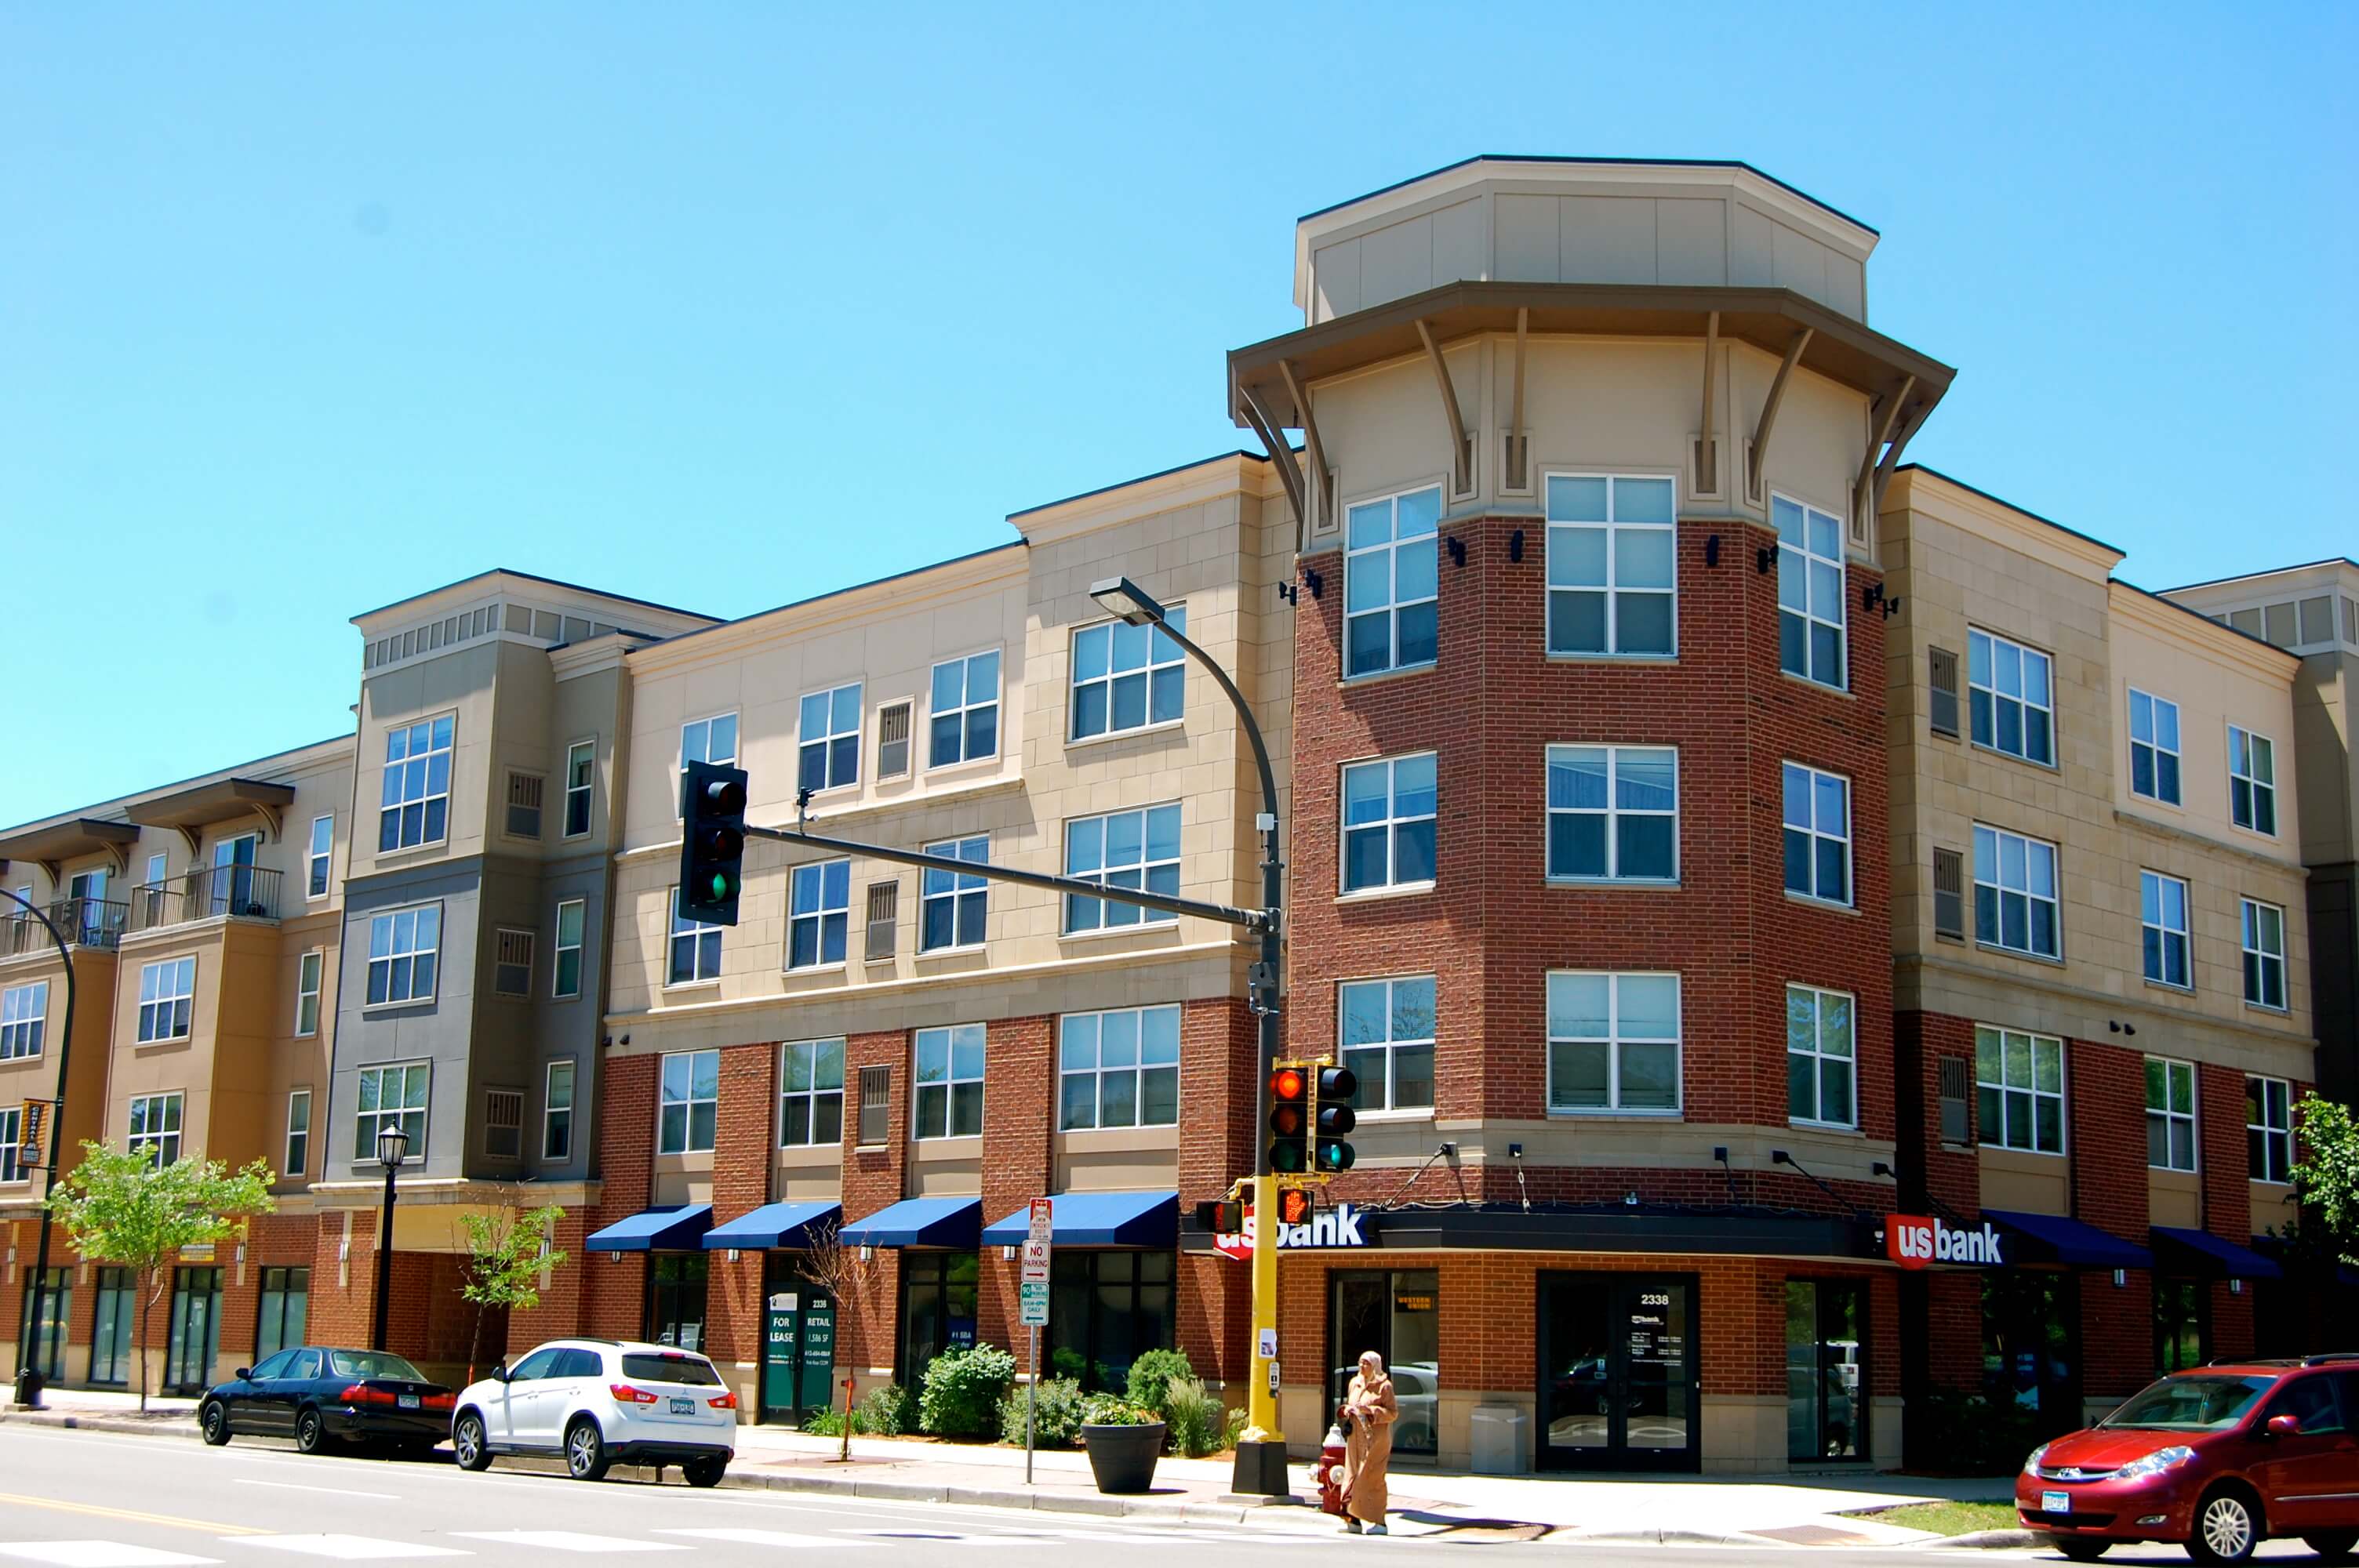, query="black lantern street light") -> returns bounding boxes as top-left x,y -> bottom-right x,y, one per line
369,1120 -> 411,1352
